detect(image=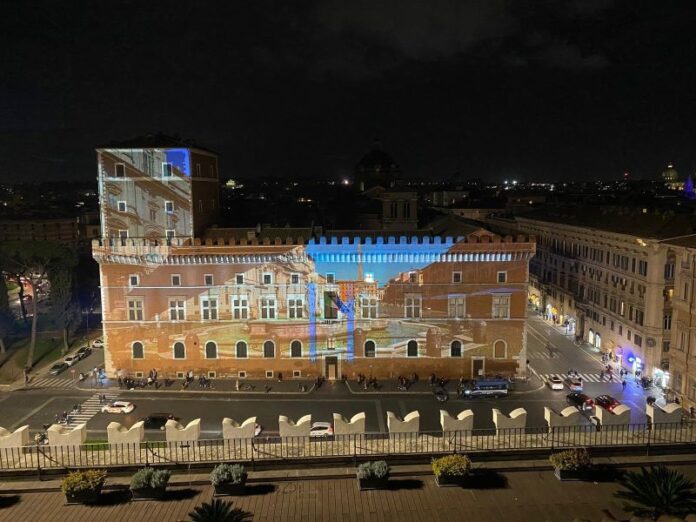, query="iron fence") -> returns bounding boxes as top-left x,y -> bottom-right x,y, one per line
1,421 -> 694,471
